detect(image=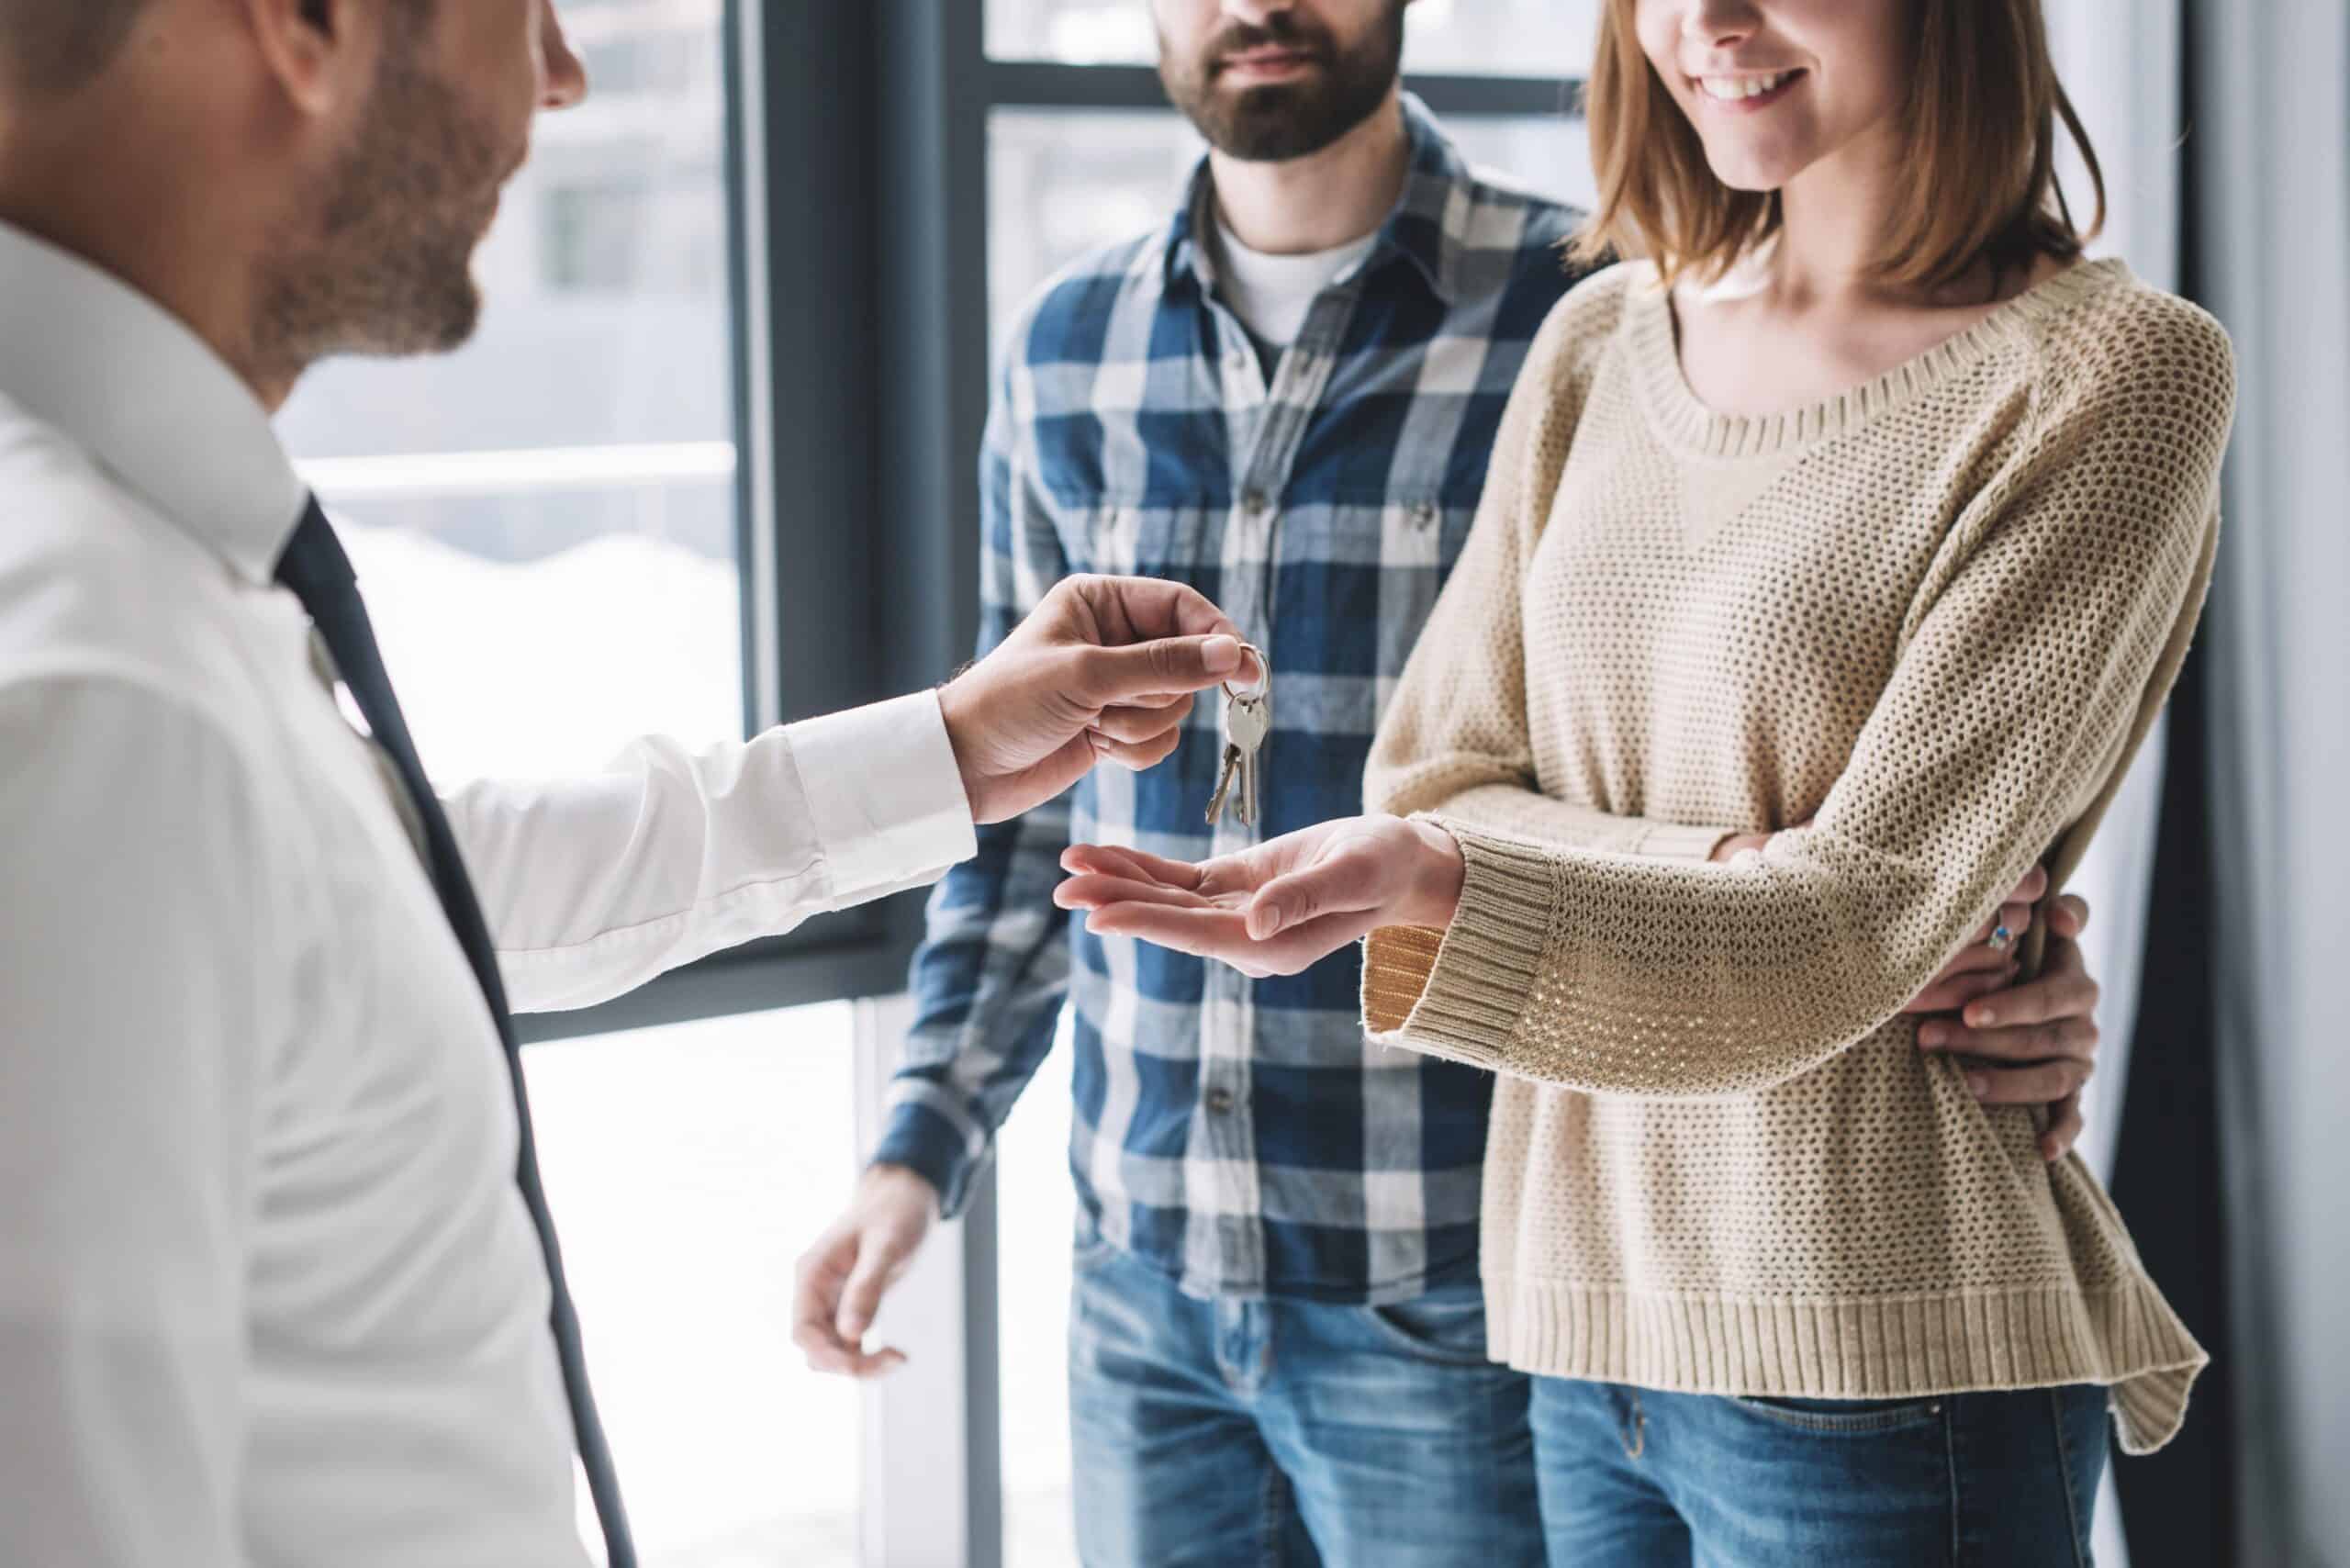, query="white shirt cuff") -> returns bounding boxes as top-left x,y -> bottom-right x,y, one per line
789,690 -> 977,902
